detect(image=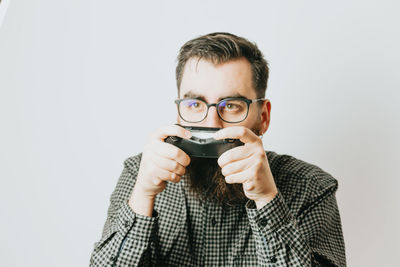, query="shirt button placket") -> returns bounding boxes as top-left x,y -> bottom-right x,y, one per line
110,255 -> 117,265
123,220 -> 131,228
259,217 -> 268,227
205,204 -> 221,266
211,217 -> 217,226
